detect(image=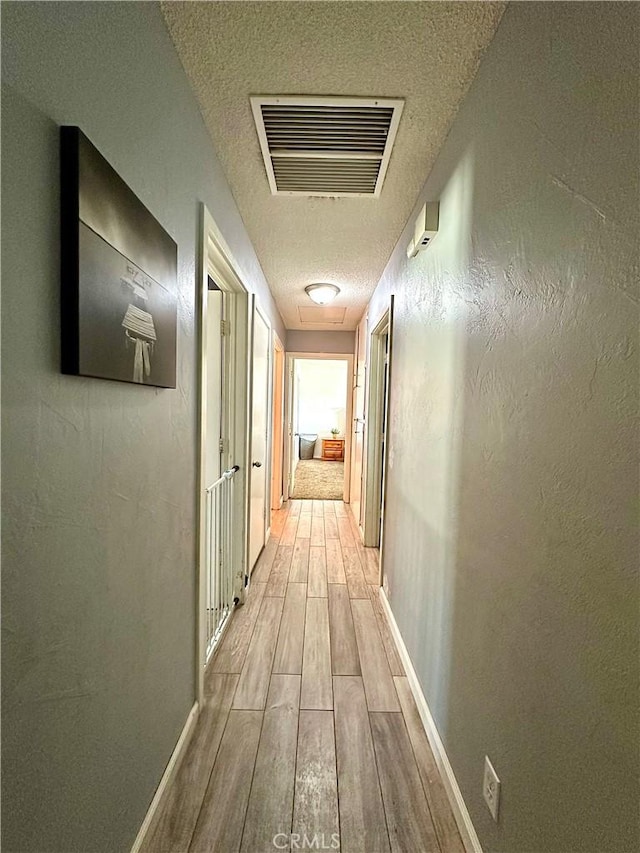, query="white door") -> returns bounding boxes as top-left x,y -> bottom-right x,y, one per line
249,304 -> 270,570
